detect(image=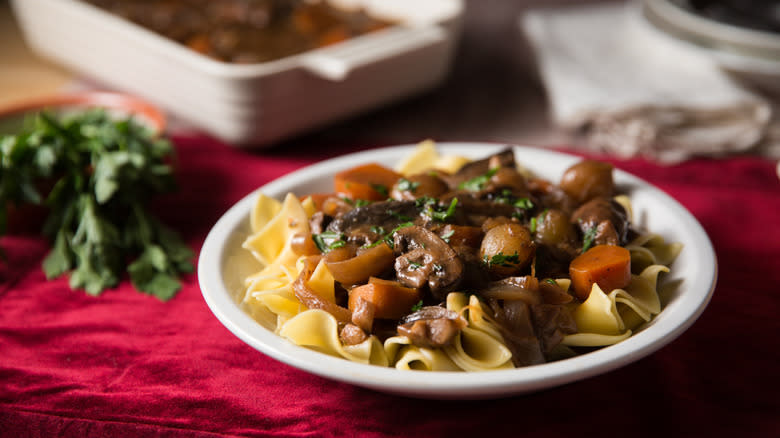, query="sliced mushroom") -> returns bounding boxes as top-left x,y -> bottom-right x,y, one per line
326,200 -> 422,244
392,225 -> 463,299
571,197 -> 629,246
340,323 -> 369,346
397,306 -> 467,348
442,148 -> 516,189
